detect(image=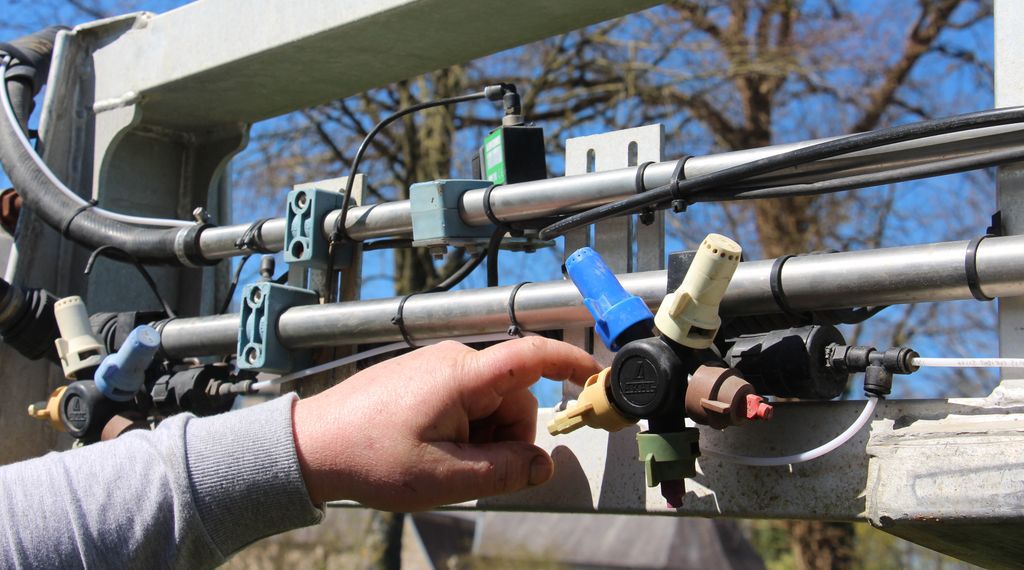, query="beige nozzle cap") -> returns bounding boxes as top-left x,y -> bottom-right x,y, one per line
655,233 -> 741,349
53,296 -> 106,380
28,386 -> 66,432
548,368 -> 635,436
